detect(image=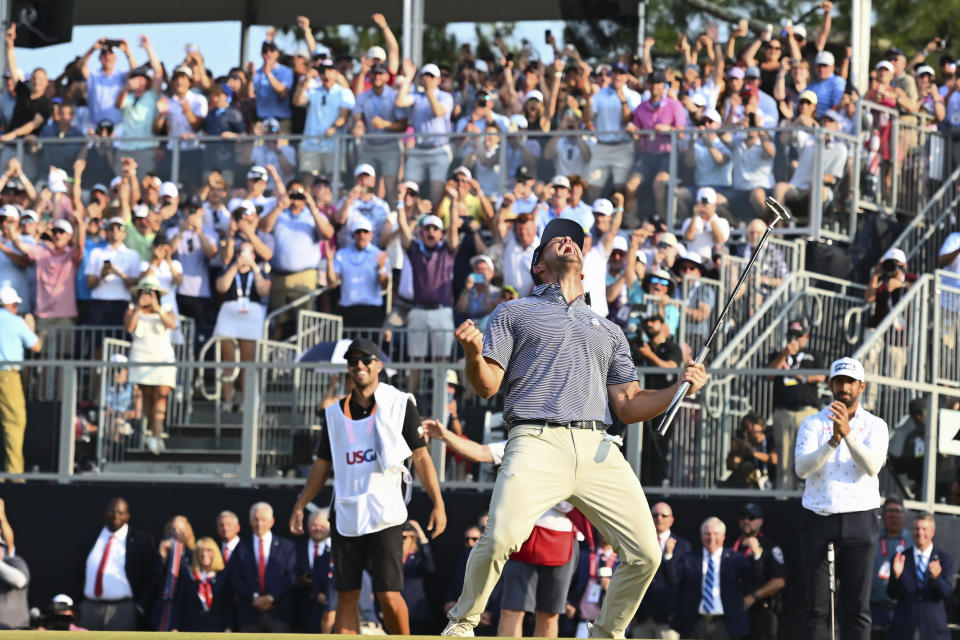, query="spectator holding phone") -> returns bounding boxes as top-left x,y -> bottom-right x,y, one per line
456,254 -> 500,325
326,217 -> 388,329
113,35 -> 163,178
79,37 -> 139,126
